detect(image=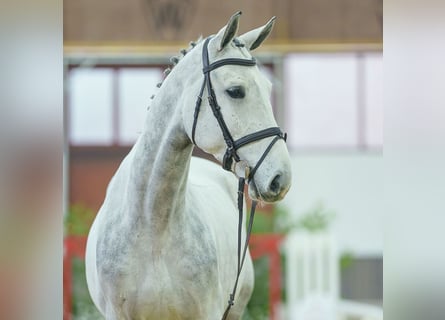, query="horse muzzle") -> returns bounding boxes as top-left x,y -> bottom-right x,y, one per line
248,170 -> 291,203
